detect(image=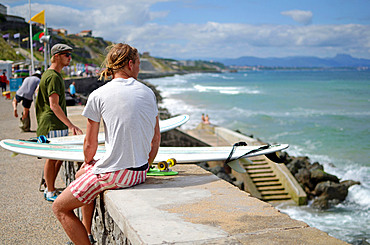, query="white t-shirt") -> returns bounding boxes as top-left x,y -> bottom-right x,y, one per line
82,77 -> 158,174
